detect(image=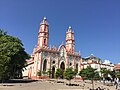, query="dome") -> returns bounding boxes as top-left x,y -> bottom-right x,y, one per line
40,17 -> 49,25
